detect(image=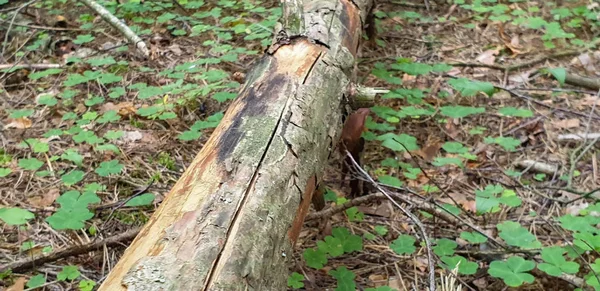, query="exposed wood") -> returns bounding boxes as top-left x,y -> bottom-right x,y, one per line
99,0 -> 373,289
